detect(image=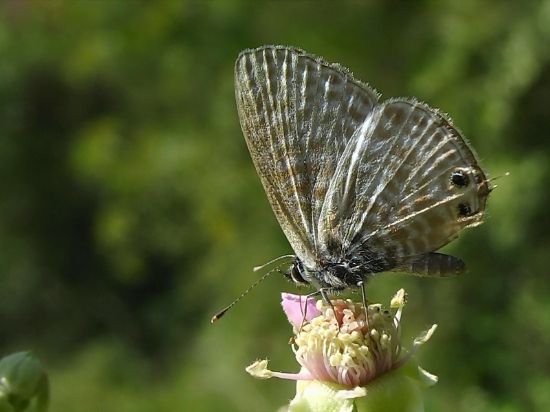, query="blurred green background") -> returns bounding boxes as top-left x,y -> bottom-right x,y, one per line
0,1 -> 549,411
